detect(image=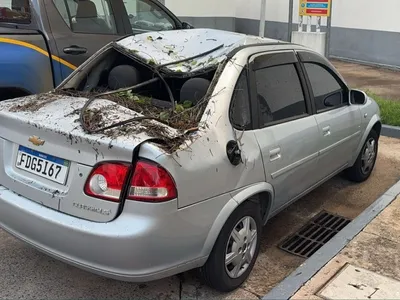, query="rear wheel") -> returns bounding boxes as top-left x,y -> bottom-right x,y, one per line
199,201 -> 262,292
345,130 -> 378,182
